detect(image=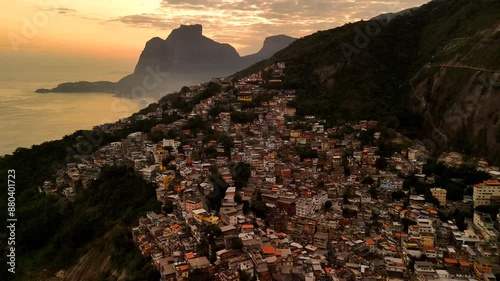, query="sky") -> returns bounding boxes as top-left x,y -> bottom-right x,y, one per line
1,0 -> 430,81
